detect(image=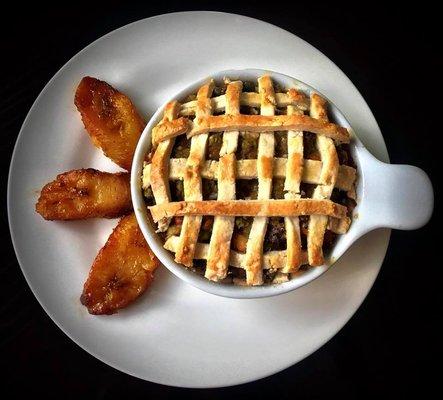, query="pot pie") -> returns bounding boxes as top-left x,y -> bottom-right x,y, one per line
142,75 -> 357,286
